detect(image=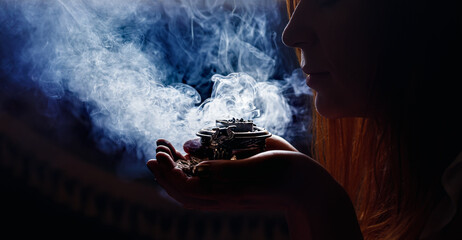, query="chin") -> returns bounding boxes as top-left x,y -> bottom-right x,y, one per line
315,106 -> 345,119
314,96 -> 341,119
314,94 -> 362,119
